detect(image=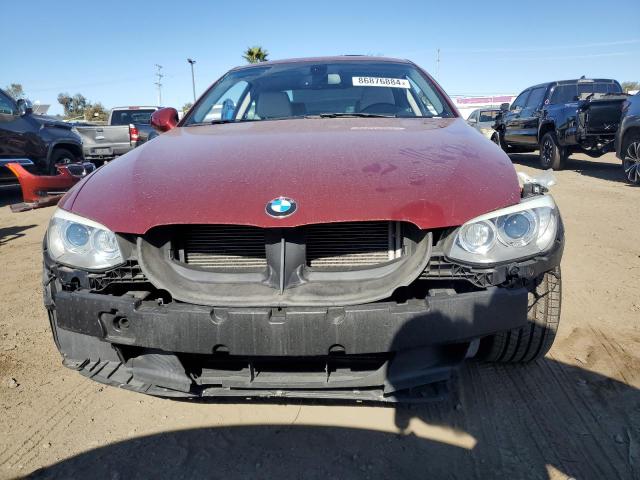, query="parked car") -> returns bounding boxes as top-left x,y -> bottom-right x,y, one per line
0,88 -> 82,183
43,57 -> 564,402
466,108 -> 500,141
615,92 -> 640,185
74,106 -> 159,163
493,78 -> 627,169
